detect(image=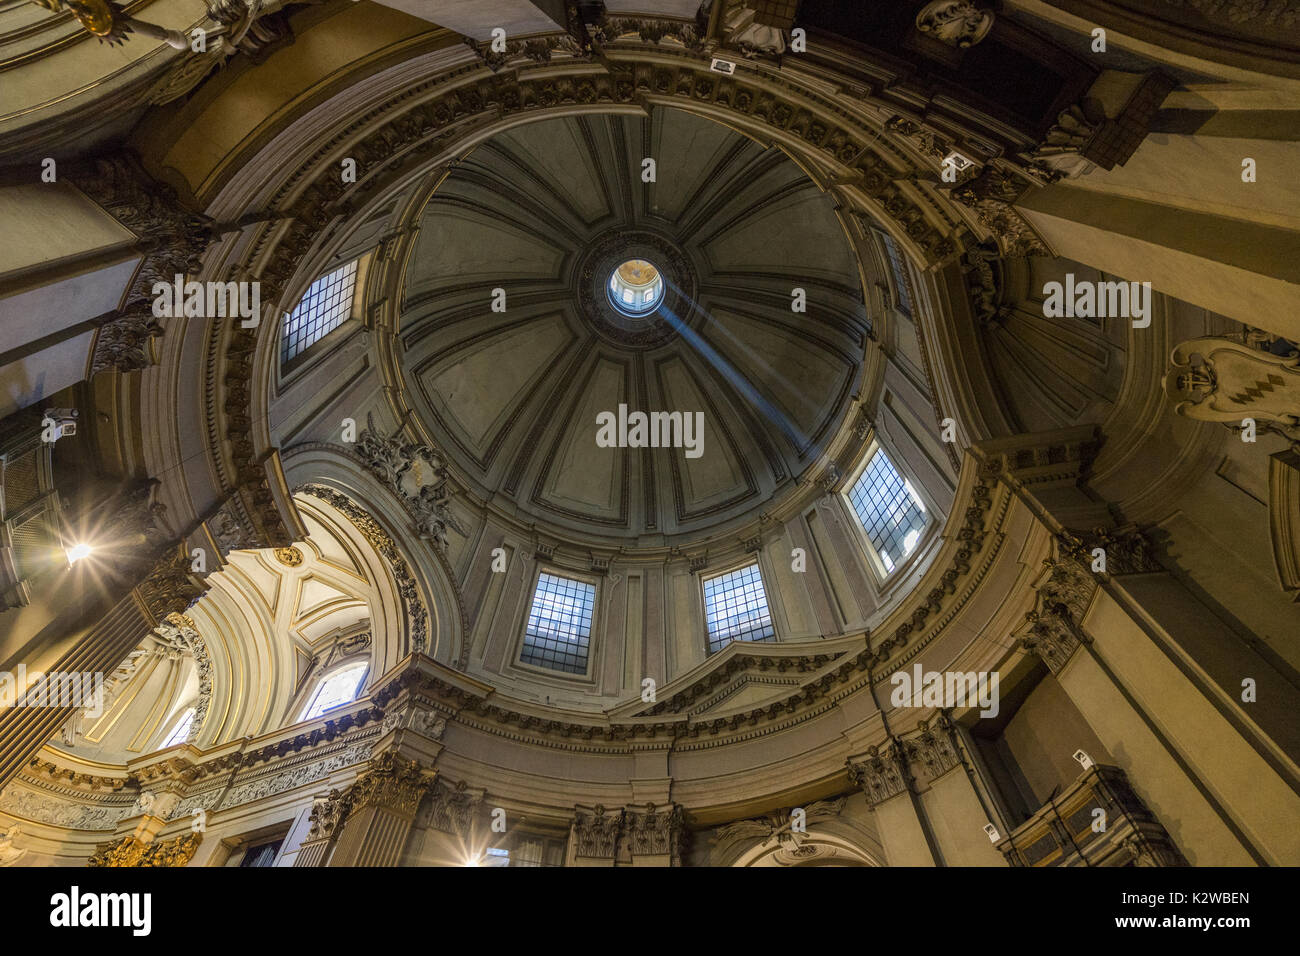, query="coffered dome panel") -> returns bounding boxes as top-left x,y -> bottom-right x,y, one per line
416,312 -> 576,464
395,106 -> 871,547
